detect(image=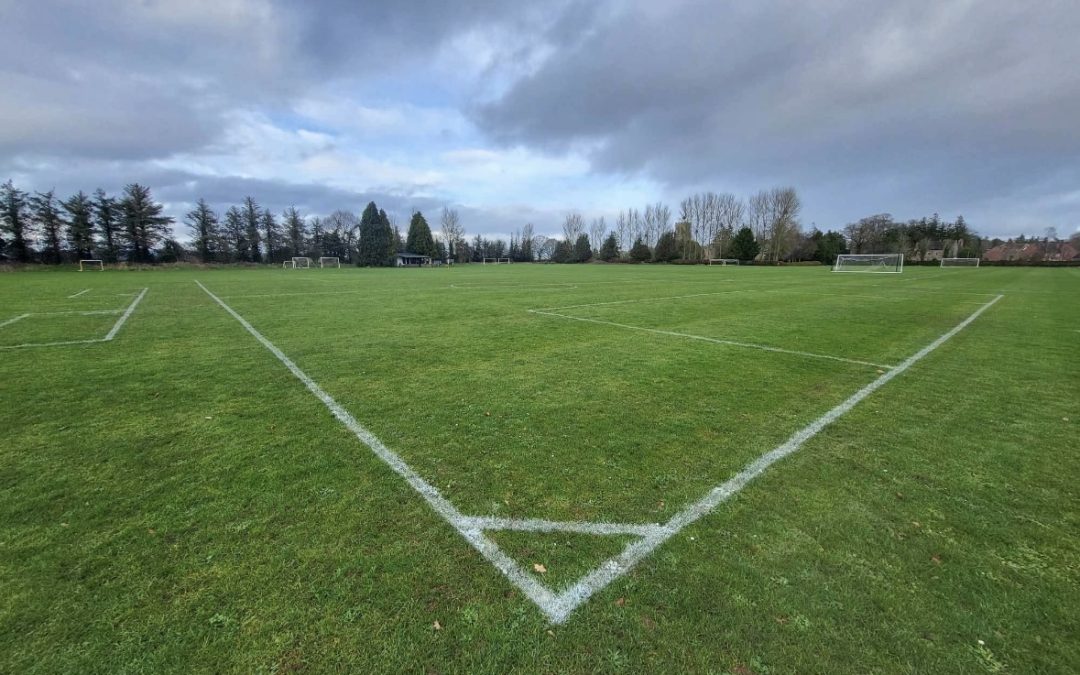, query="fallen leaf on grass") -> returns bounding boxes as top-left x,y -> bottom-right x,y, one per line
641,615 -> 656,630
614,597 -> 626,607
733,665 -> 756,675
532,563 -> 546,574
433,620 -> 442,631
931,554 -> 942,565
